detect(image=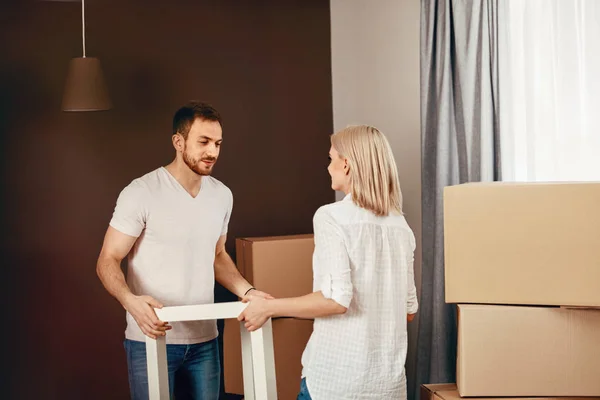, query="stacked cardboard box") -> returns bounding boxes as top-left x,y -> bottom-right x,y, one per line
421,384 -> 599,400
224,234 -> 315,400
424,182 -> 600,399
